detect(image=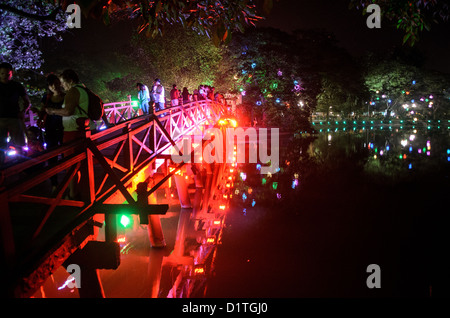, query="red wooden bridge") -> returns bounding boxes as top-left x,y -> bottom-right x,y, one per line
0,99 -> 234,298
